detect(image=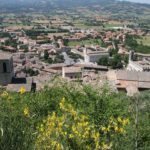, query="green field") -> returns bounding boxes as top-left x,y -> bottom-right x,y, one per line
68,38 -> 102,46
137,36 -> 150,46
104,24 -> 124,29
